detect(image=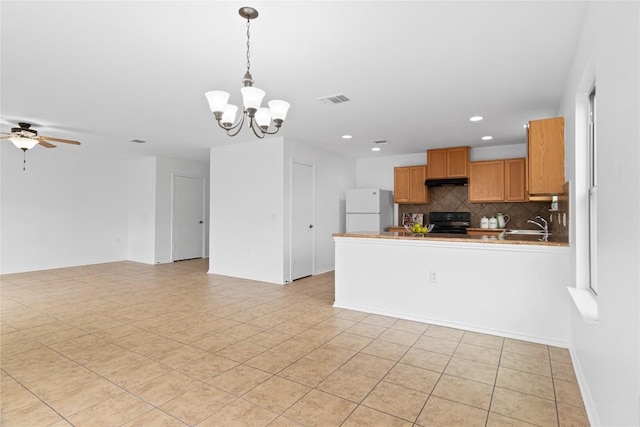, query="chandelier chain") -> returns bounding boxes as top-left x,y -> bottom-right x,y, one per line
245,18 -> 251,72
